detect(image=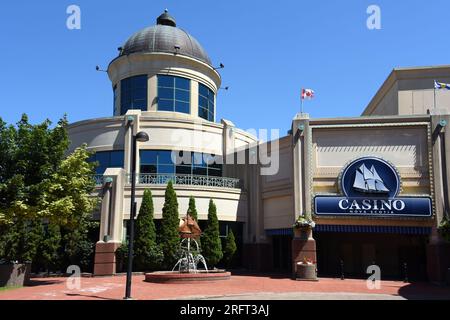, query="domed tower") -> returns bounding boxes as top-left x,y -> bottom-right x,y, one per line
108,10 -> 220,122
68,11 -> 258,276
